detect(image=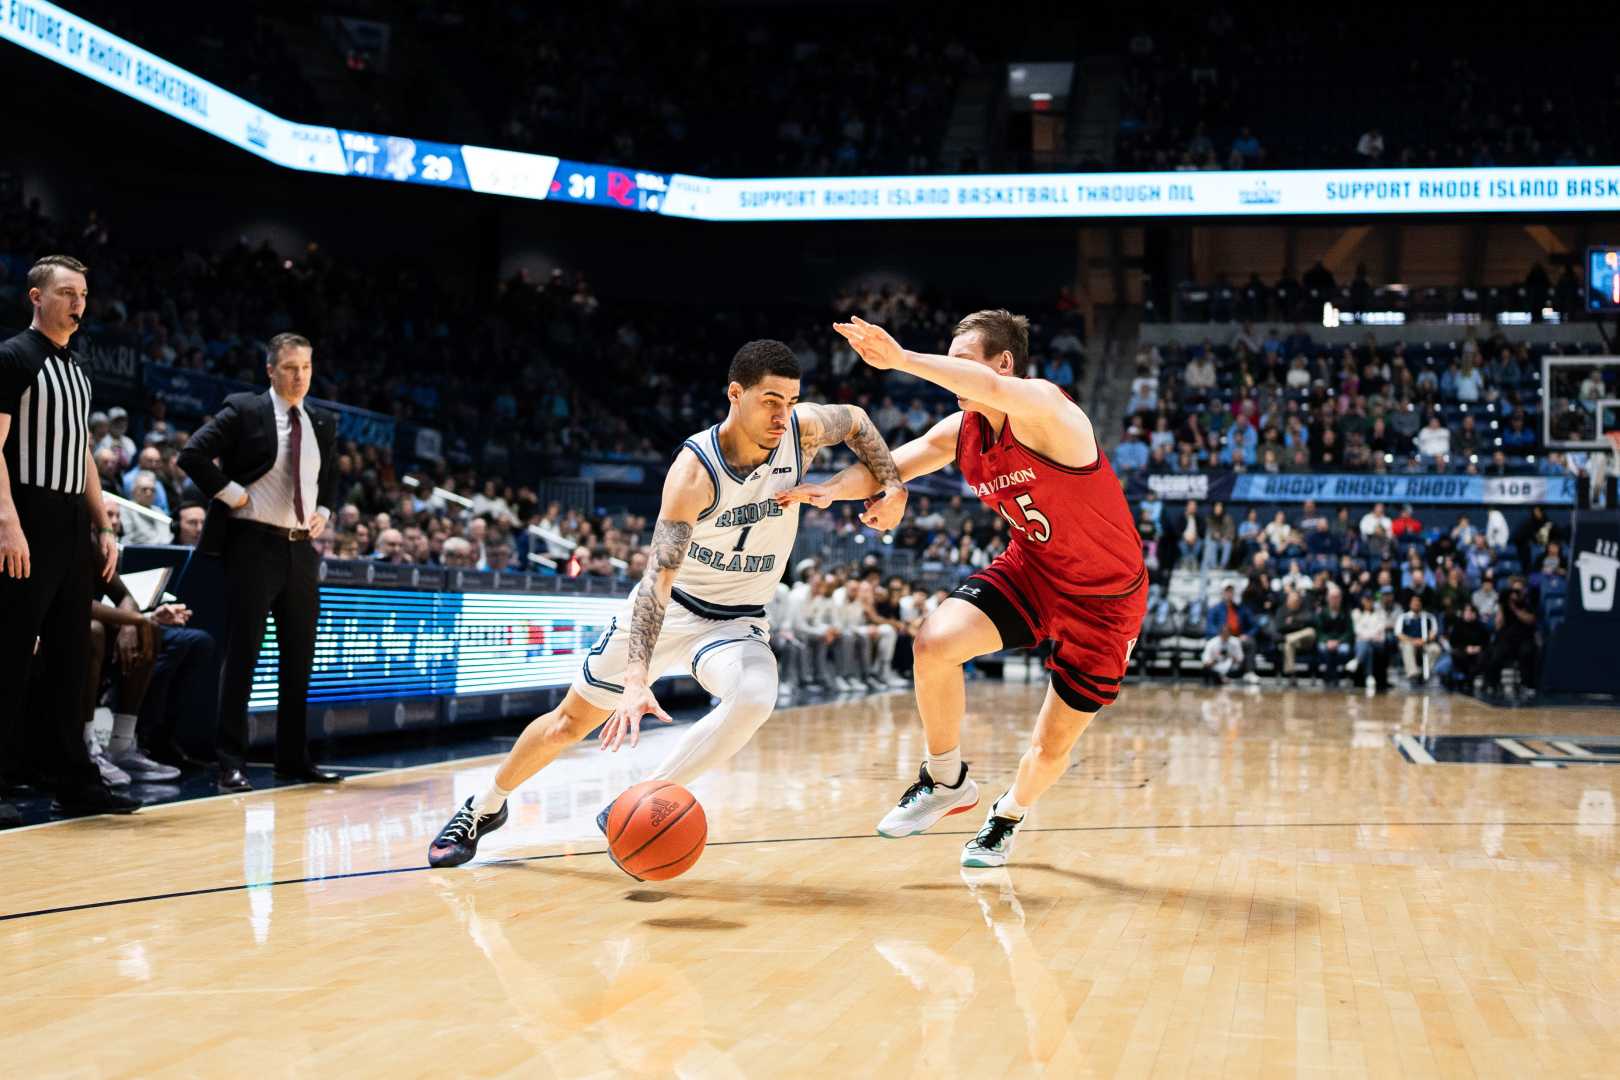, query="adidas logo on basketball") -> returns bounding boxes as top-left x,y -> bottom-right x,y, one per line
648,797 -> 680,827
